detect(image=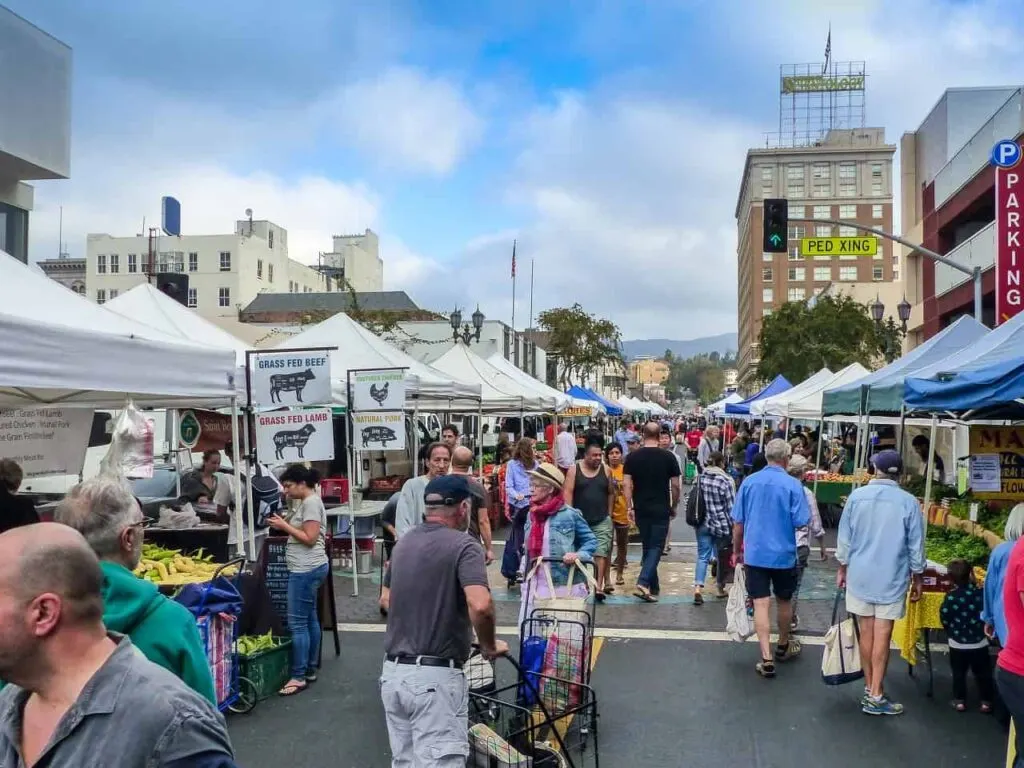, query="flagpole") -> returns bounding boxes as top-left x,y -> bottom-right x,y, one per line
511,240 -> 517,365
528,258 -> 535,374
